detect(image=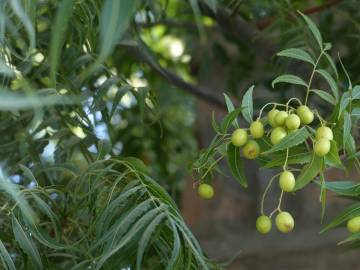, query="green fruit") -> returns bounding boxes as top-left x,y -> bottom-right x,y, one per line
314,138 -> 331,156
250,121 -> 264,139
285,114 -> 301,130
242,140 -> 260,159
315,126 -> 333,141
198,184 -> 214,199
296,105 -> 314,125
274,111 -> 288,126
270,127 -> 287,145
279,171 -> 295,192
275,212 -> 294,233
231,129 -> 248,147
347,216 -> 360,233
256,215 -> 272,234
267,109 -> 279,127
